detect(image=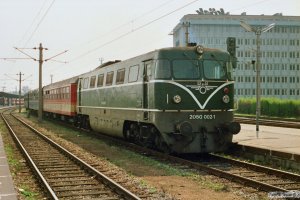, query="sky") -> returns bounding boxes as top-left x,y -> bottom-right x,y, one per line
0,0 -> 299,93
